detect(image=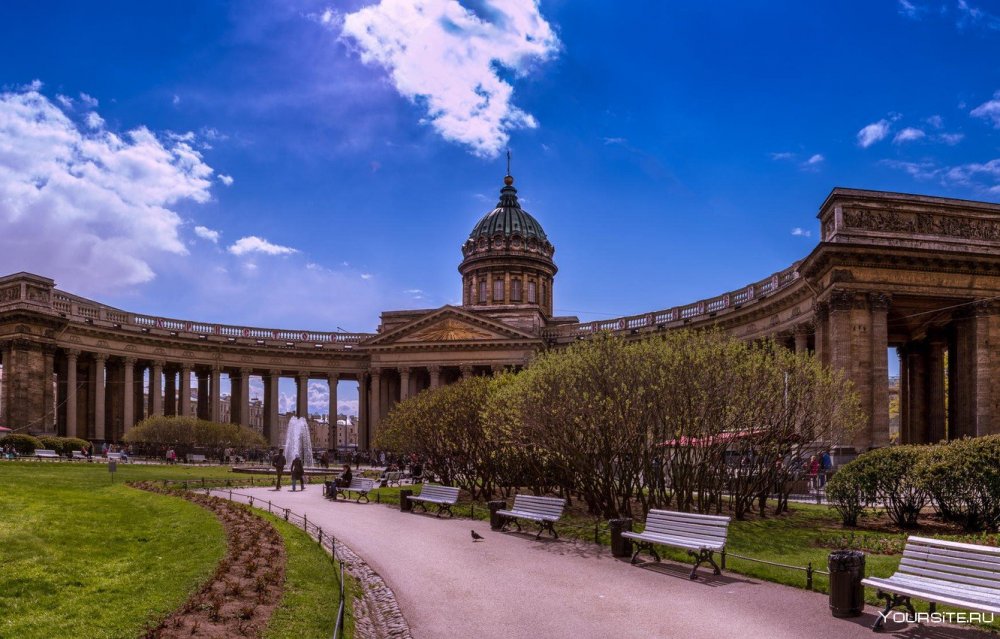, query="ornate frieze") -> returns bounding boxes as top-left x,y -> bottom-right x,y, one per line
842,207 -> 1000,242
